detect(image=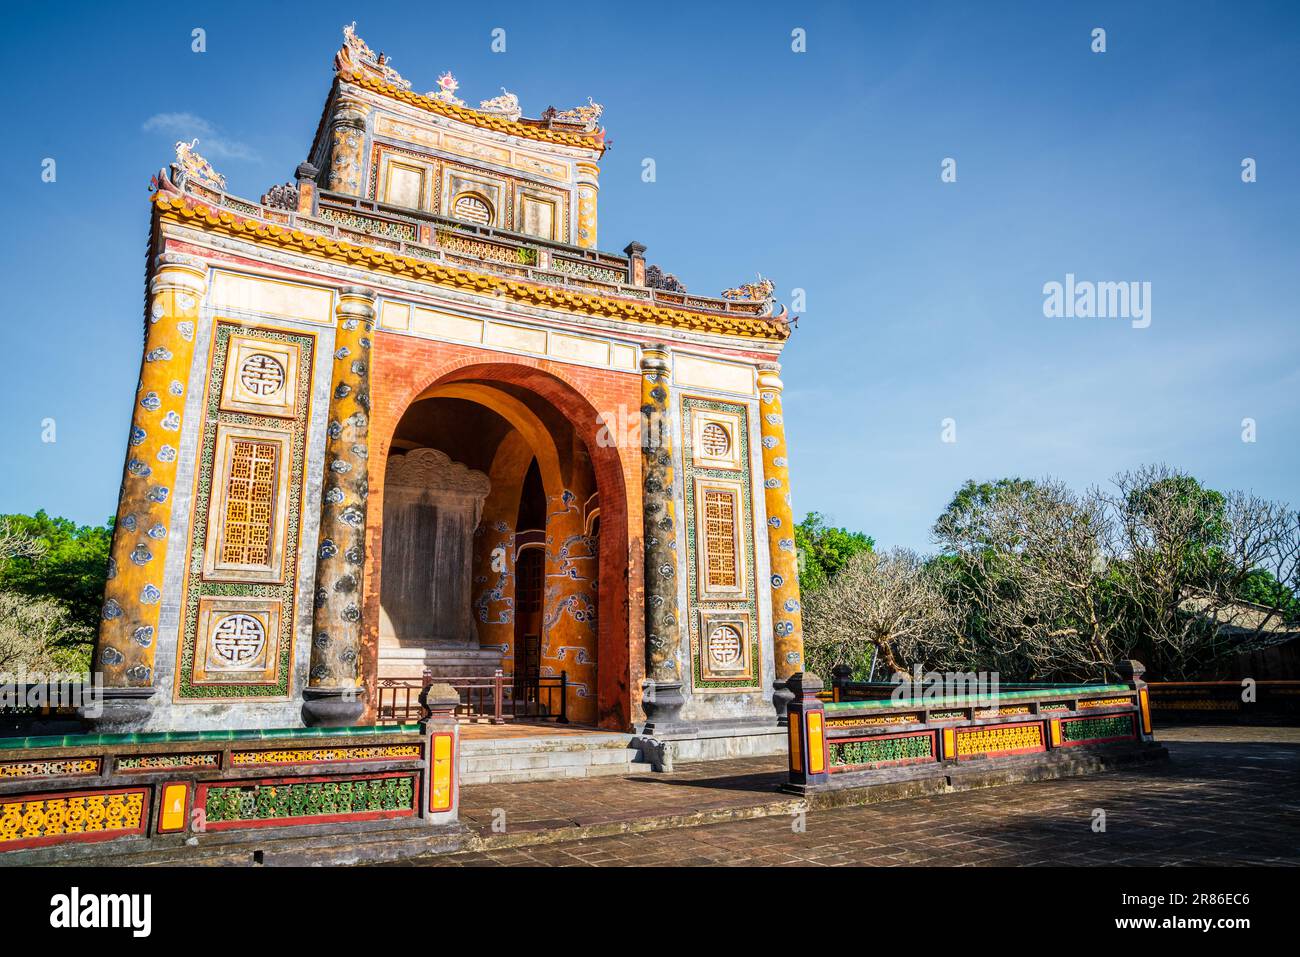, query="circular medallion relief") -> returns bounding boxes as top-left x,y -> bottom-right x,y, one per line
701,422 -> 731,458
211,613 -> 267,666
452,194 -> 492,227
239,353 -> 286,397
707,624 -> 743,667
